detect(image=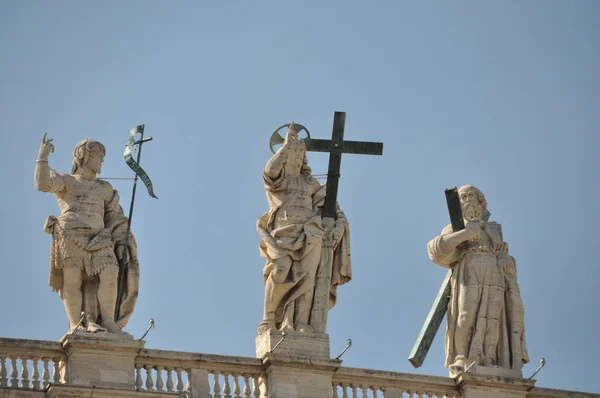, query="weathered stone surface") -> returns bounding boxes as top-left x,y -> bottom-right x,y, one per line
456,372 -> 535,398
60,334 -> 144,389
256,330 -> 330,359
257,123 -> 351,335
261,353 -> 341,398
428,185 -> 528,376
34,133 -> 139,336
